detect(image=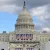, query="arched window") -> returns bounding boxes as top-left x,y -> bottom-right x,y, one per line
26,48 -> 34,50
15,48 -> 23,50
